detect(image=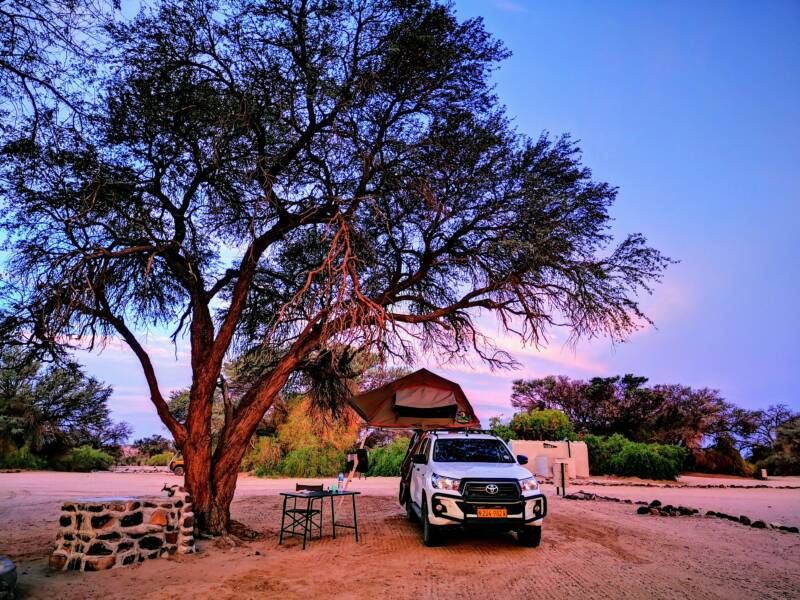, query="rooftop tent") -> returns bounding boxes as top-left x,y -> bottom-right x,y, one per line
349,368 -> 480,429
